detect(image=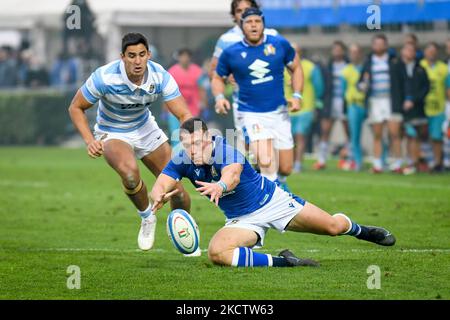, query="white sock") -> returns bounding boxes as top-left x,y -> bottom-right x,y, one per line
318,141 -> 328,164
138,203 -> 153,219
